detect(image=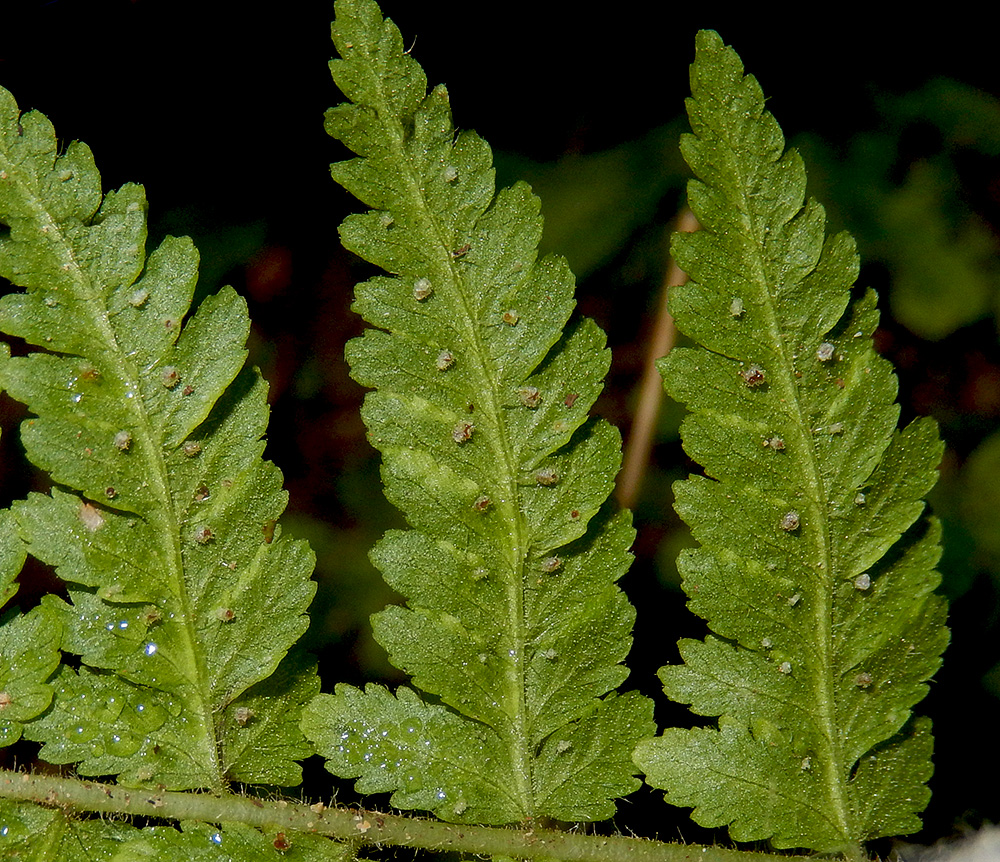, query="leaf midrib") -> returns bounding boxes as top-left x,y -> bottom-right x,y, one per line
714,106 -> 852,843
0,145 -> 224,789
358,30 -> 535,815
